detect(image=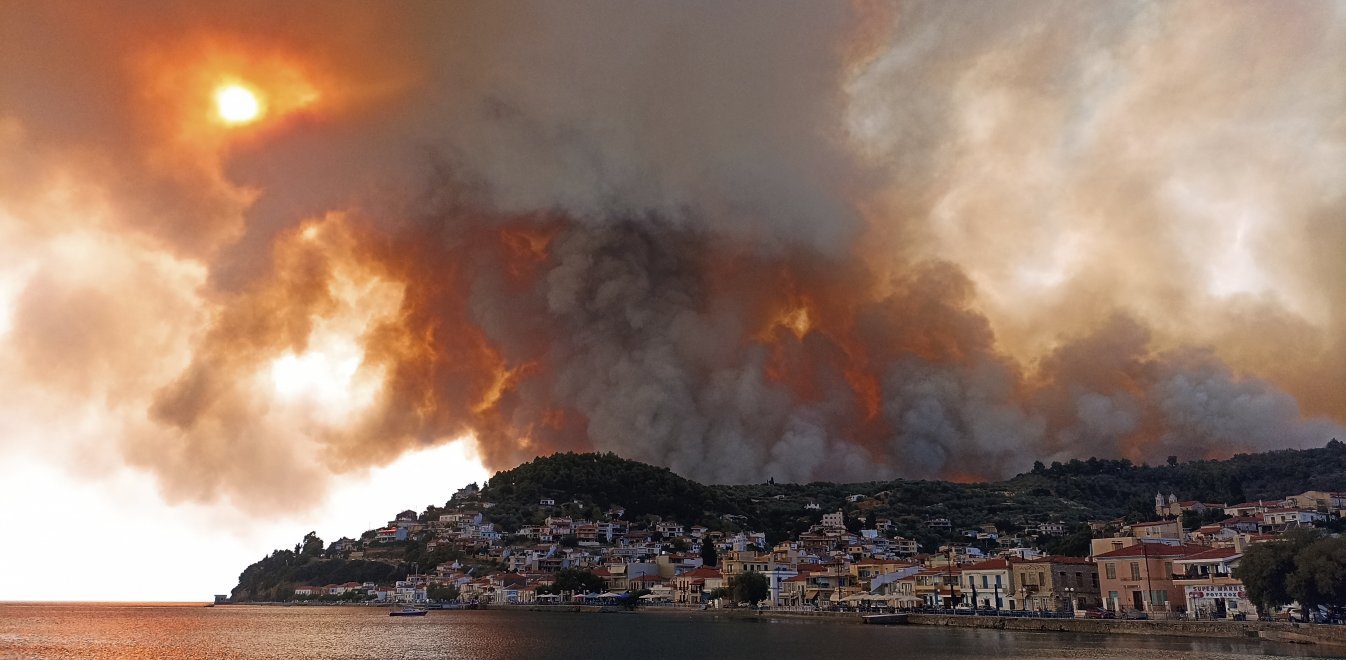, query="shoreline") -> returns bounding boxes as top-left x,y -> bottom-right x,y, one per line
216,602 -> 1346,649
609,605 -> 1346,649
